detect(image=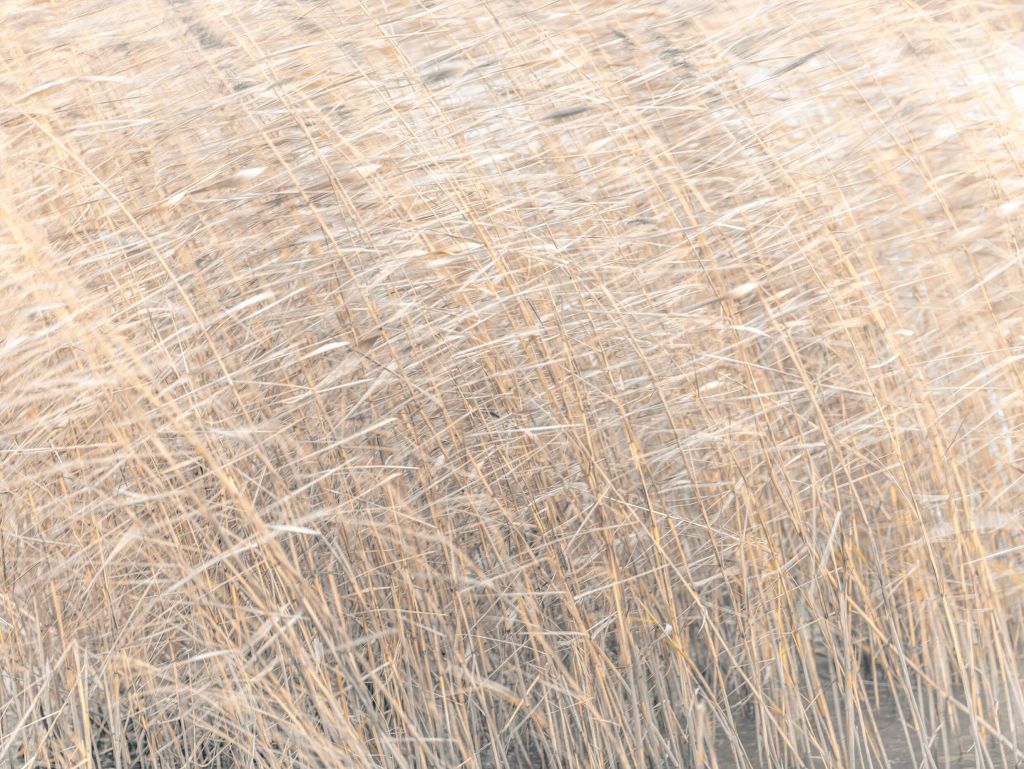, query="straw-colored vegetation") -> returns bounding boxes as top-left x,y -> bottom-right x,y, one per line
3,1 -> 1024,767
